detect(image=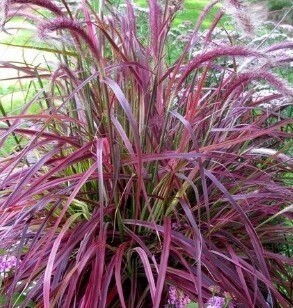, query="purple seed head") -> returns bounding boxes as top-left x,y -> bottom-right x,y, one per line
10,0 -> 63,16
222,0 -> 255,35
38,17 -> 100,59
